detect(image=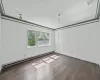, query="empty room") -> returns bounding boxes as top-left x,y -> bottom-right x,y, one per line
0,0 -> 100,80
